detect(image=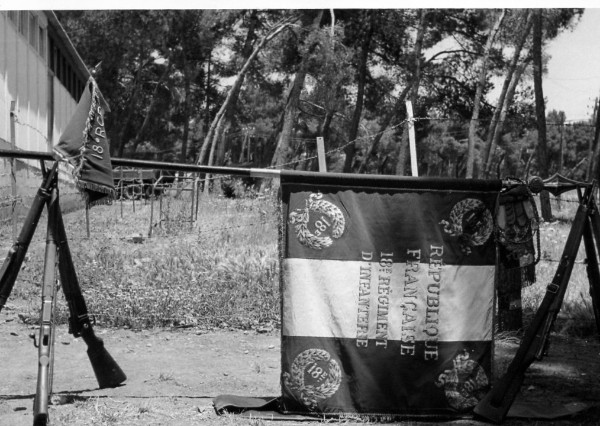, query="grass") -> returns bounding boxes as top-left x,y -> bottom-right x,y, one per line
3,184 -> 280,331
1,183 -> 597,338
